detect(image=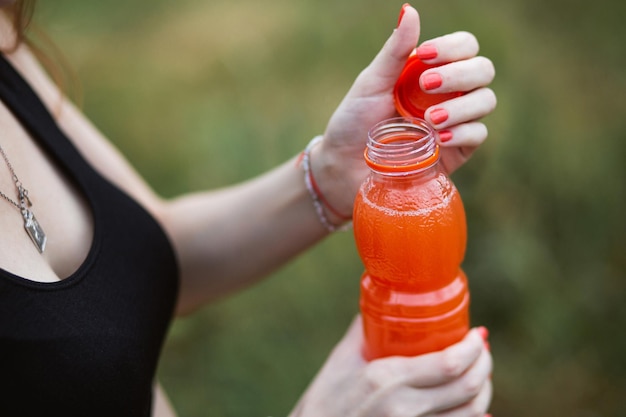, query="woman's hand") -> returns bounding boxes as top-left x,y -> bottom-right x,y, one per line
290,316 -> 492,417
310,4 -> 496,221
